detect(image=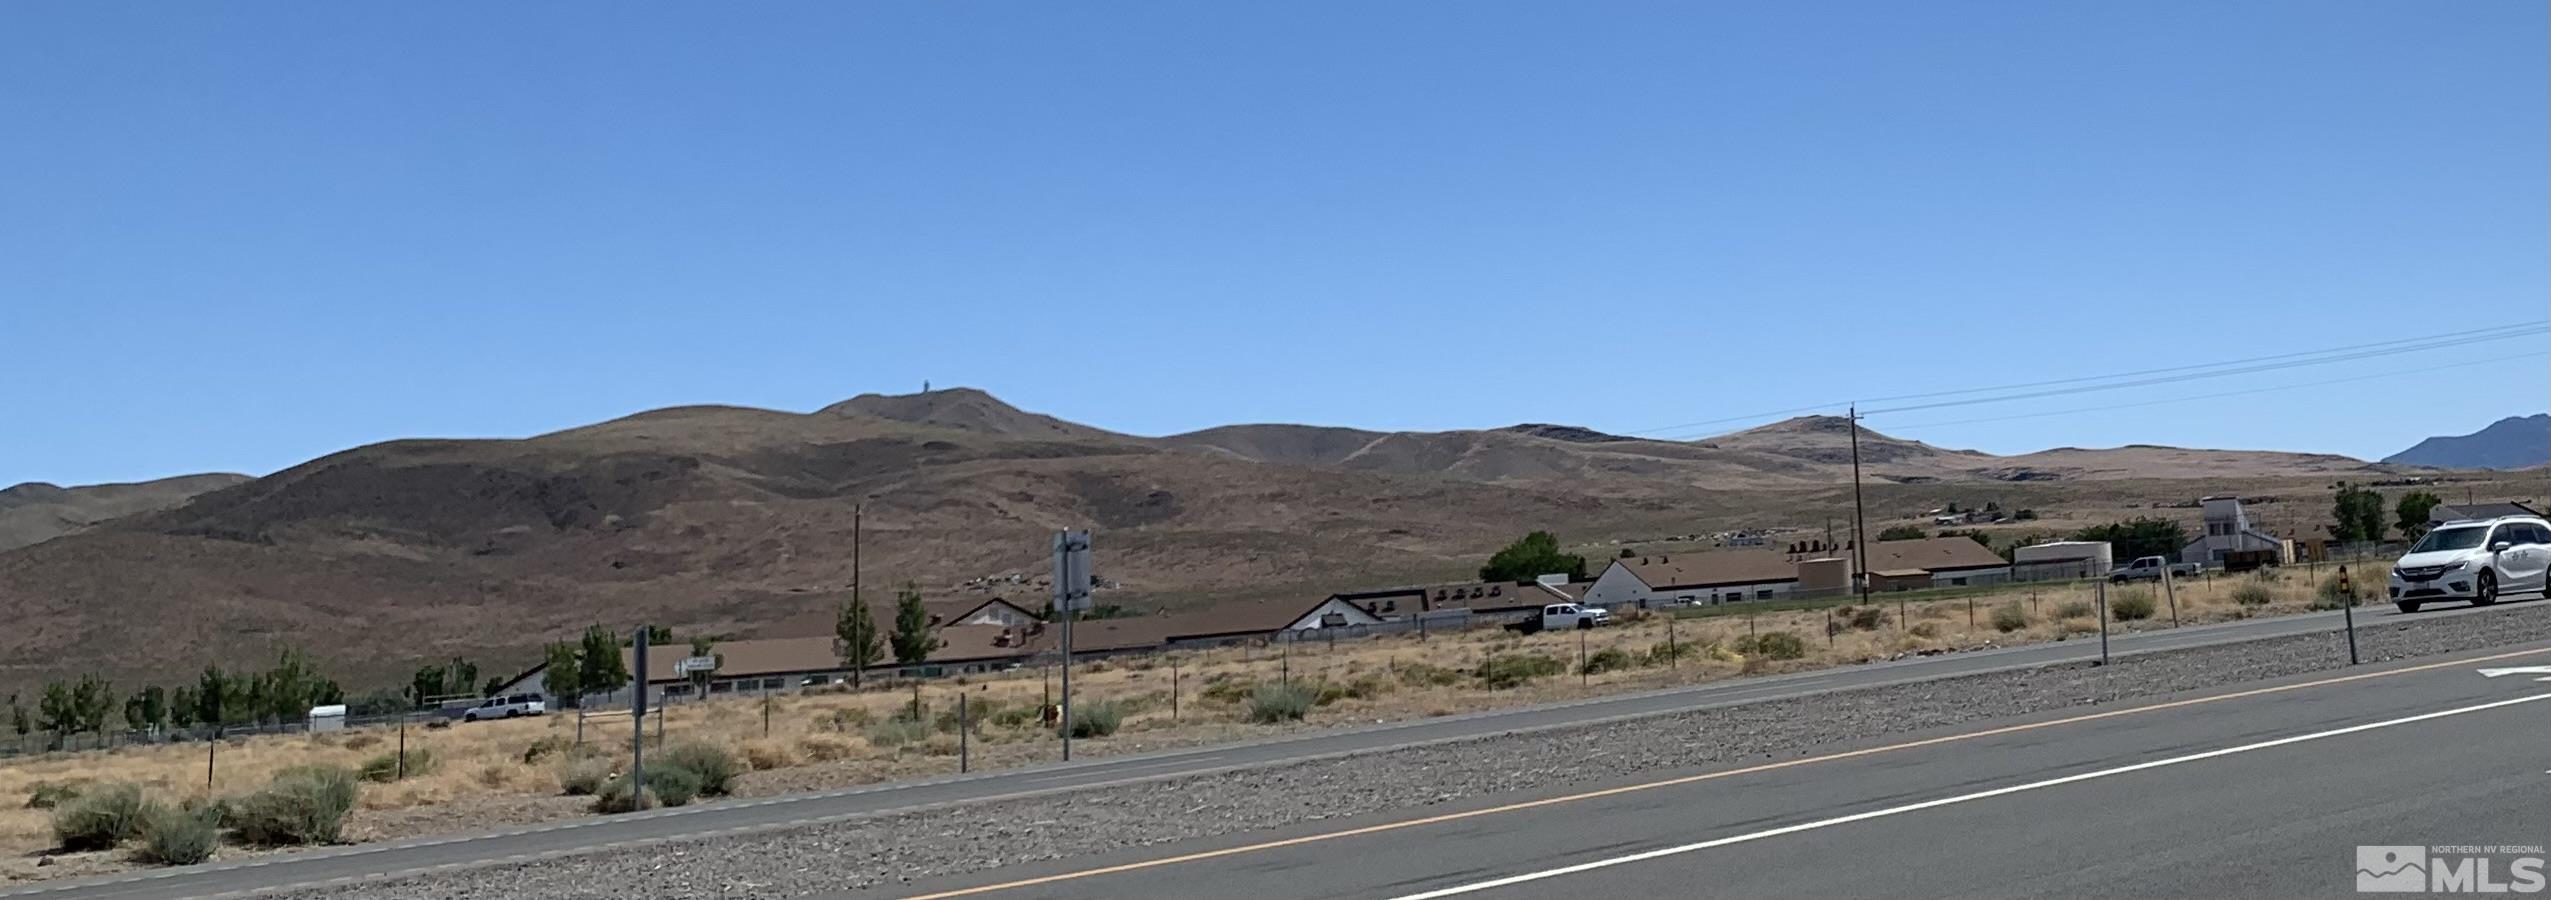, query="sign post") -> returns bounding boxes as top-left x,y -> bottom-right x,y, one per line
1051,529 -> 1092,762
630,627 -> 649,810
